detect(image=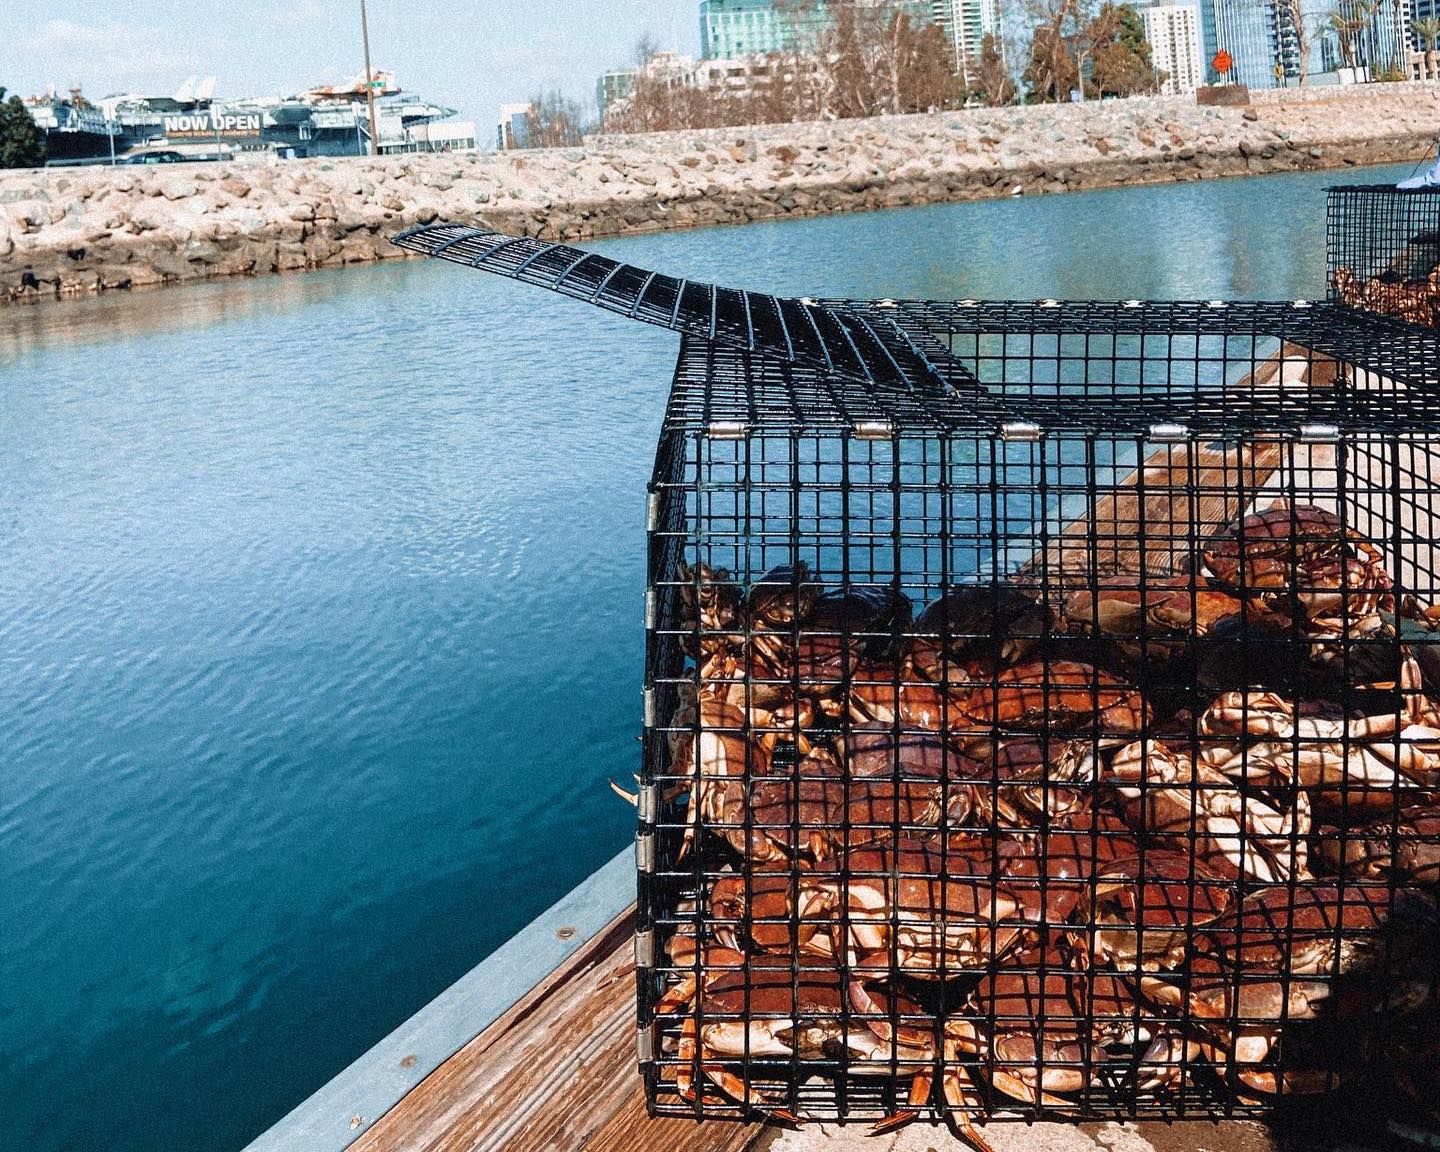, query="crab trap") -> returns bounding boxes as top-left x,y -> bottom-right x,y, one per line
1329,185 -> 1440,330
394,220 -> 1440,1135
